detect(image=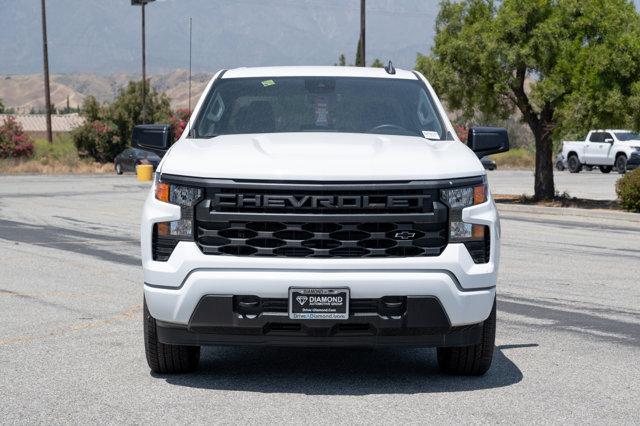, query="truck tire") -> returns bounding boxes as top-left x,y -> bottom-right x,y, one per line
115,162 -> 123,175
615,154 -> 627,174
599,166 -> 612,174
144,299 -> 200,374
567,155 -> 582,173
437,299 -> 496,376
